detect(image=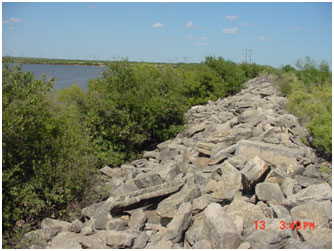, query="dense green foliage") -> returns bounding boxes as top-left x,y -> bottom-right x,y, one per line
2,63 -> 97,247
275,57 -> 332,157
1,56 -> 291,247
